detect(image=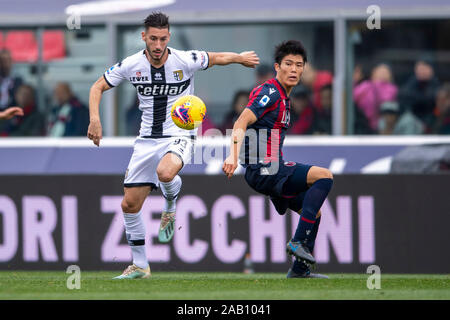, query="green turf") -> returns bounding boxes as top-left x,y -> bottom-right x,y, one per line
0,271 -> 448,300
